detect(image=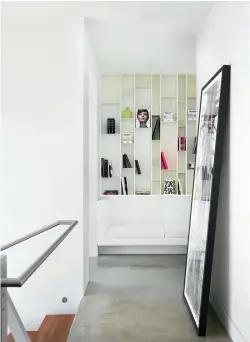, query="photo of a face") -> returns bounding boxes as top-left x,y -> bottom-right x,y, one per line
136,109 -> 151,128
